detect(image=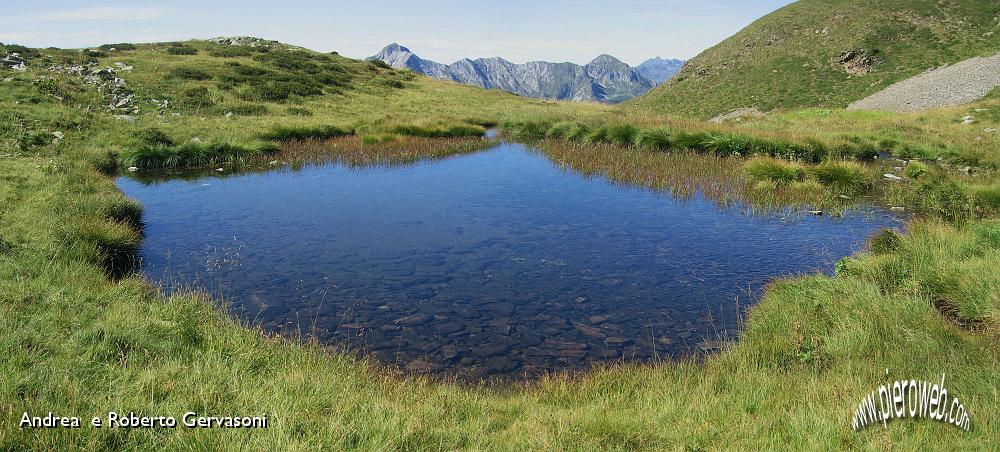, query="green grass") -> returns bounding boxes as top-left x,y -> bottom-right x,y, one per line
745,157 -> 806,184
117,141 -> 280,169
631,0 -> 1000,119
810,161 -> 871,196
